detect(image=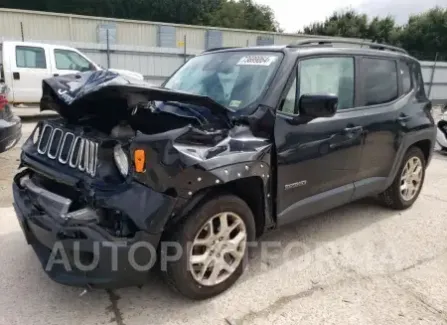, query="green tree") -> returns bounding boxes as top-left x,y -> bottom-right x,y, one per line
303,10 -> 370,39
367,16 -> 400,43
207,0 -> 279,31
302,9 -> 399,42
398,7 -> 447,60
301,7 -> 447,60
0,0 -> 279,31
